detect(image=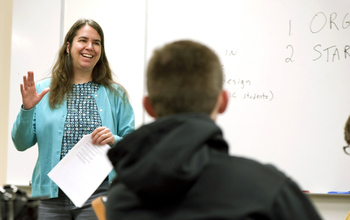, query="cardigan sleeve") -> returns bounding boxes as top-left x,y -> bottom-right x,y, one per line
11,79 -> 50,152
100,84 -> 135,145
114,96 -> 135,143
11,106 -> 37,151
